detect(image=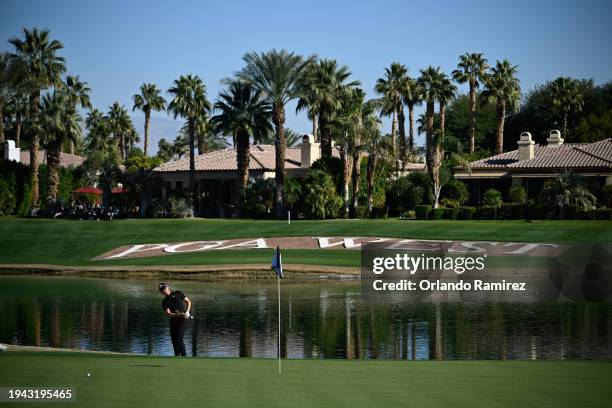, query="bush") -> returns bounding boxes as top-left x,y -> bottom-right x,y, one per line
576,208 -> 595,220
565,204 -> 579,220
0,176 -> 17,216
440,179 -> 469,205
482,189 -> 502,208
430,208 -> 445,220
440,198 -> 460,208
594,208 -> 612,220
508,186 -> 527,203
253,203 -> 269,219
603,185 -> 612,207
526,204 -> 550,220
304,170 -> 341,219
415,205 -> 431,220
459,206 -> 476,220
444,207 -> 460,220
478,206 -> 497,220
498,203 -> 524,220
386,176 -> 424,215
169,197 -> 193,218
407,172 -> 433,205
